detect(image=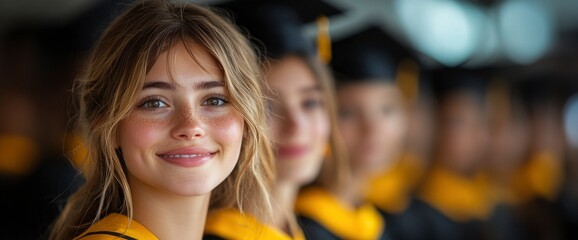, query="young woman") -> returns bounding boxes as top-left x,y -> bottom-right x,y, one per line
49,0 -> 275,239
295,27 -> 407,240
203,2 -> 348,240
